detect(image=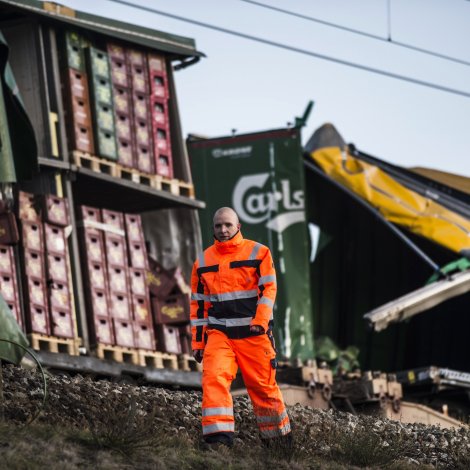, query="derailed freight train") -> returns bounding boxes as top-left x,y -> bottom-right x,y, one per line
0,0 -> 204,387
